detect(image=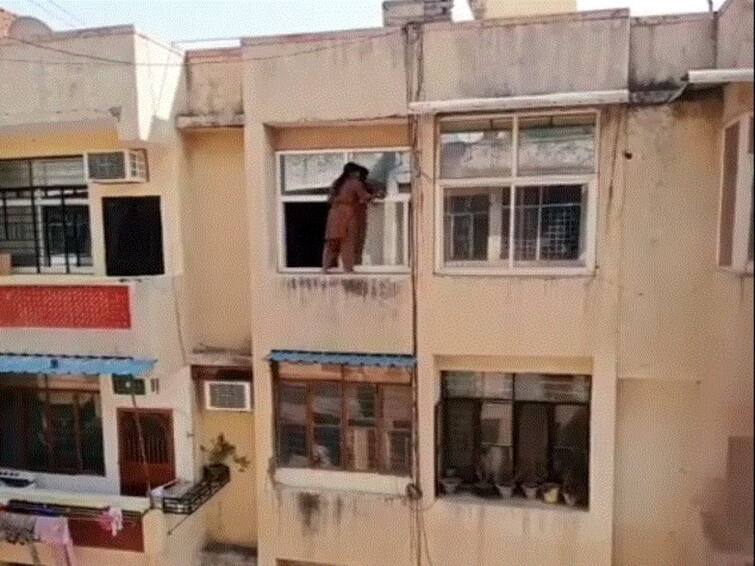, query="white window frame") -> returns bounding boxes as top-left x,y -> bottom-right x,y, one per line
717,113 -> 754,274
435,110 -> 600,277
276,147 -> 412,275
